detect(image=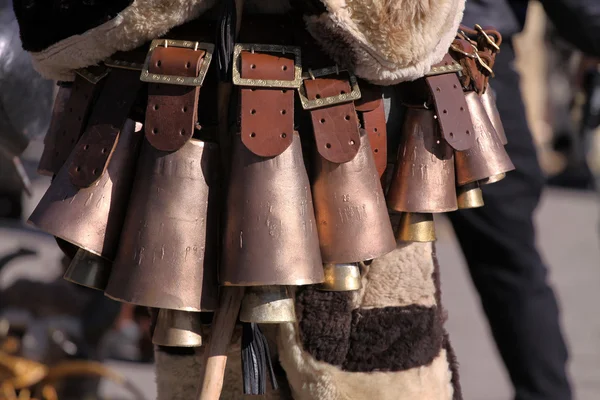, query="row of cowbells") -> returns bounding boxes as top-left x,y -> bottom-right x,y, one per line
28,88 -> 511,346
386,90 -> 513,242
